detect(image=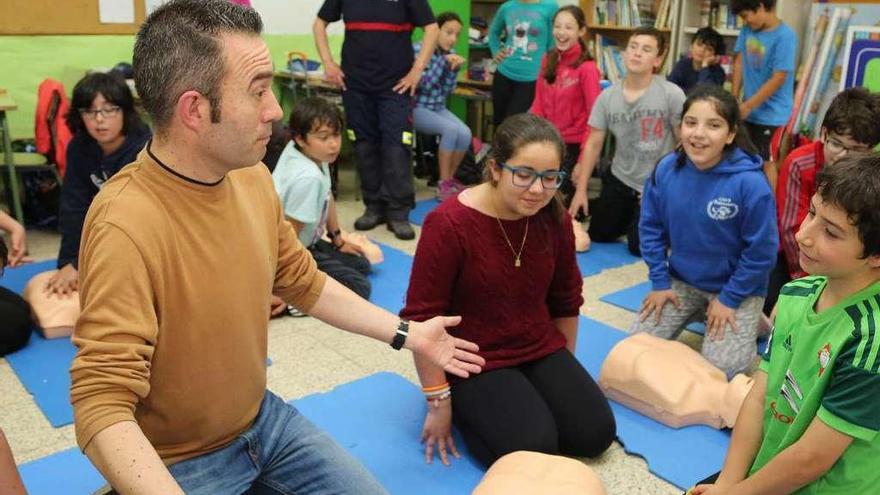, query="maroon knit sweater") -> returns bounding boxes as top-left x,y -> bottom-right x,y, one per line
400,197 -> 584,373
